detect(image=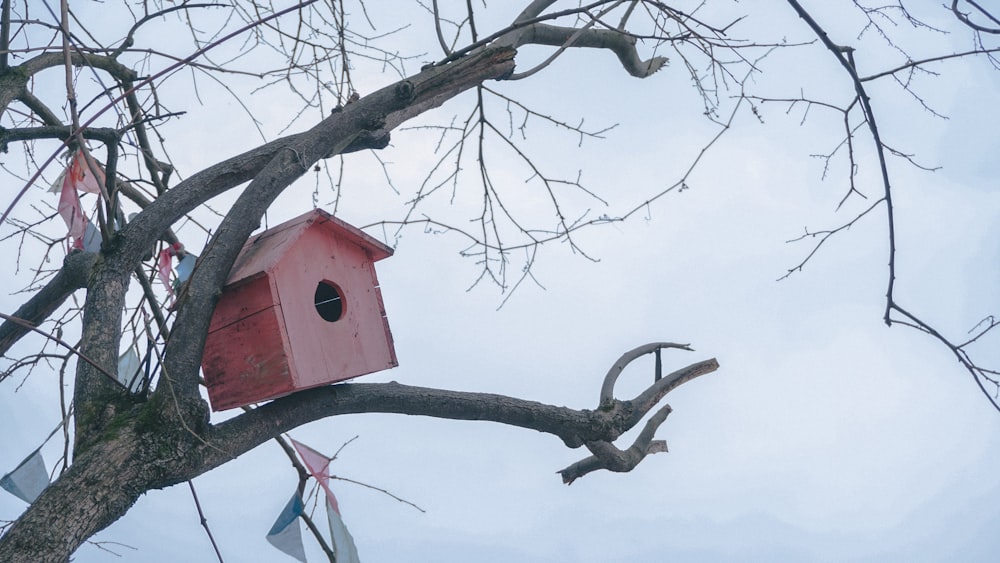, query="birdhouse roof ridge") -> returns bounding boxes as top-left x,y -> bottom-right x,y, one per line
223,208 -> 394,285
